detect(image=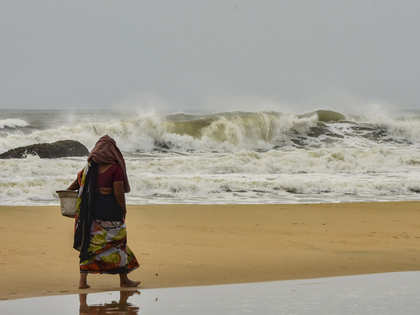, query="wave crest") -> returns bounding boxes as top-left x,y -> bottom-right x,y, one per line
0,118 -> 29,129
1,109 -> 418,154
